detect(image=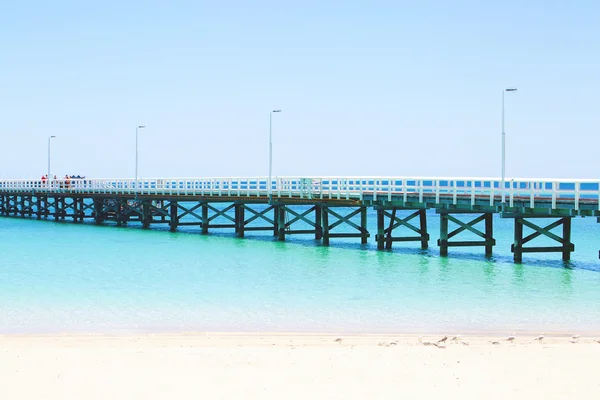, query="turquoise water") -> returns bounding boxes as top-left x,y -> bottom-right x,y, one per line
1,209 -> 600,334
